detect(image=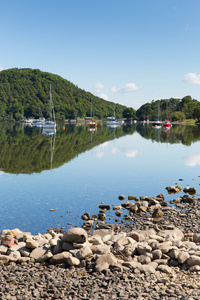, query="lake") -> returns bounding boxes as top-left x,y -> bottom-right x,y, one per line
0,122 -> 200,235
